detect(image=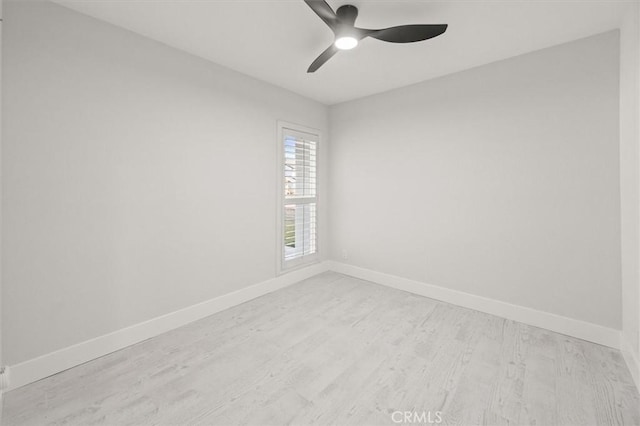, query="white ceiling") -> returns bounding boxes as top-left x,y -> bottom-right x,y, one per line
53,0 -> 631,105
